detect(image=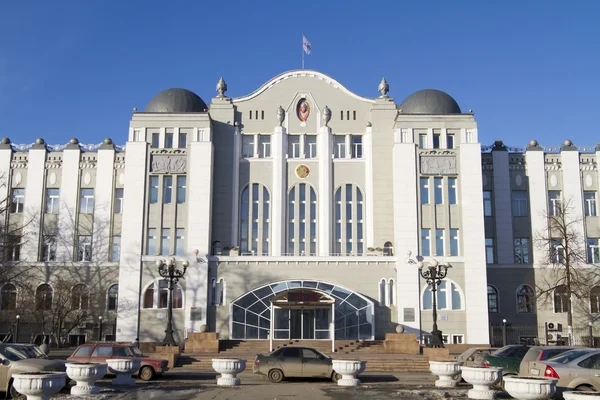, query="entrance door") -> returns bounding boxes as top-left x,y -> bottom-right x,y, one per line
290,309 -> 315,339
